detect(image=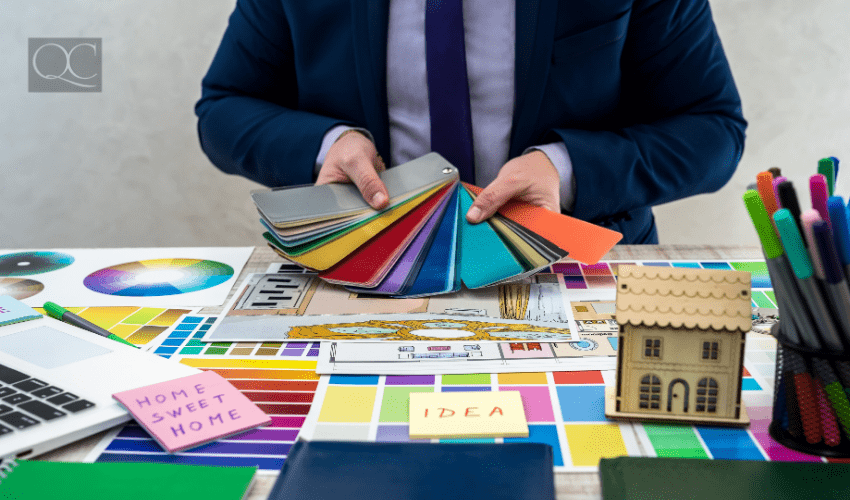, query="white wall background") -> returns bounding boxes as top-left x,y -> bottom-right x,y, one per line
2,0 -> 849,249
